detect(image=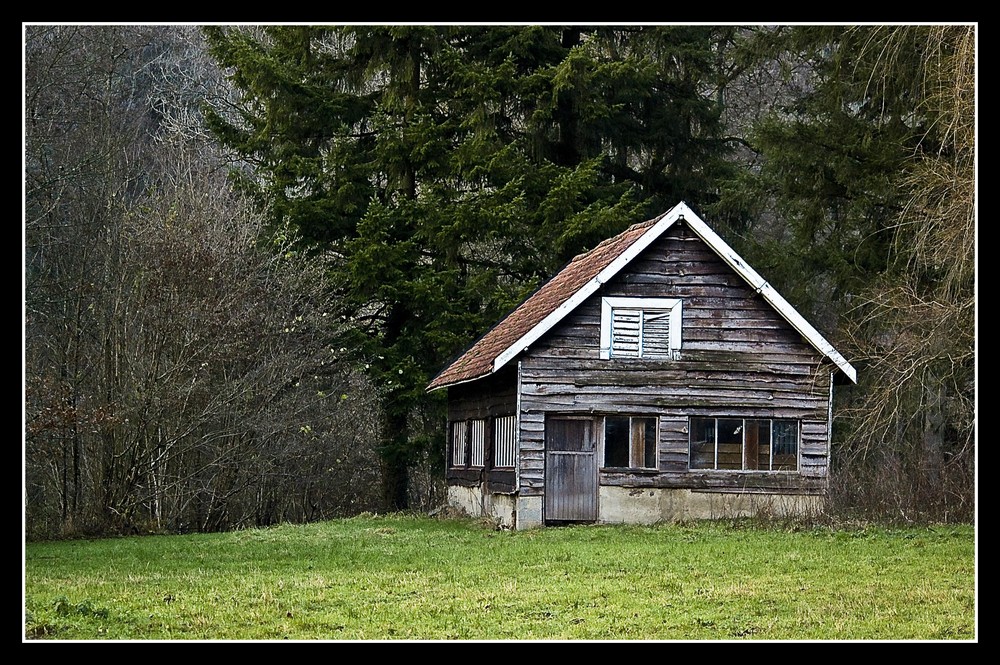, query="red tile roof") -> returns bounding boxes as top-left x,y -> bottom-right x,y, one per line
426,217 -> 657,391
